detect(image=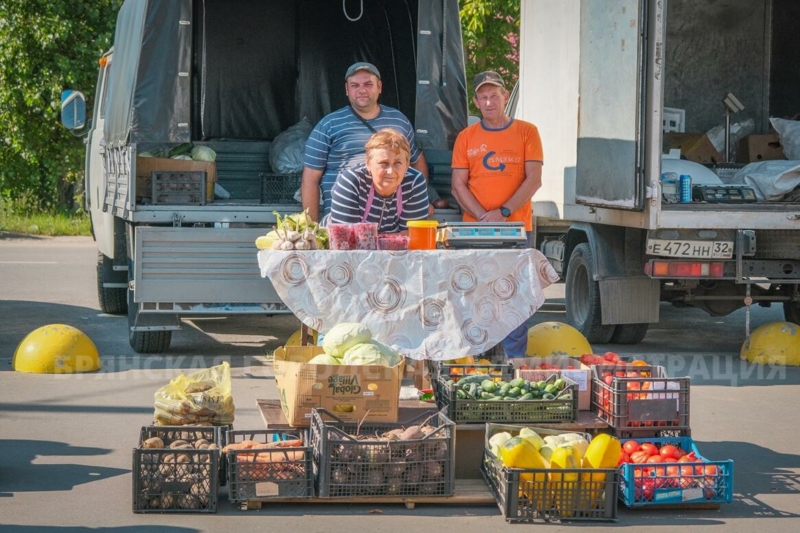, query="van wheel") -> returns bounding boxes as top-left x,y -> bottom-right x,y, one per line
127,272 -> 171,354
97,253 -> 127,315
609,323 -> 649,345
565,243 -> 615,344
